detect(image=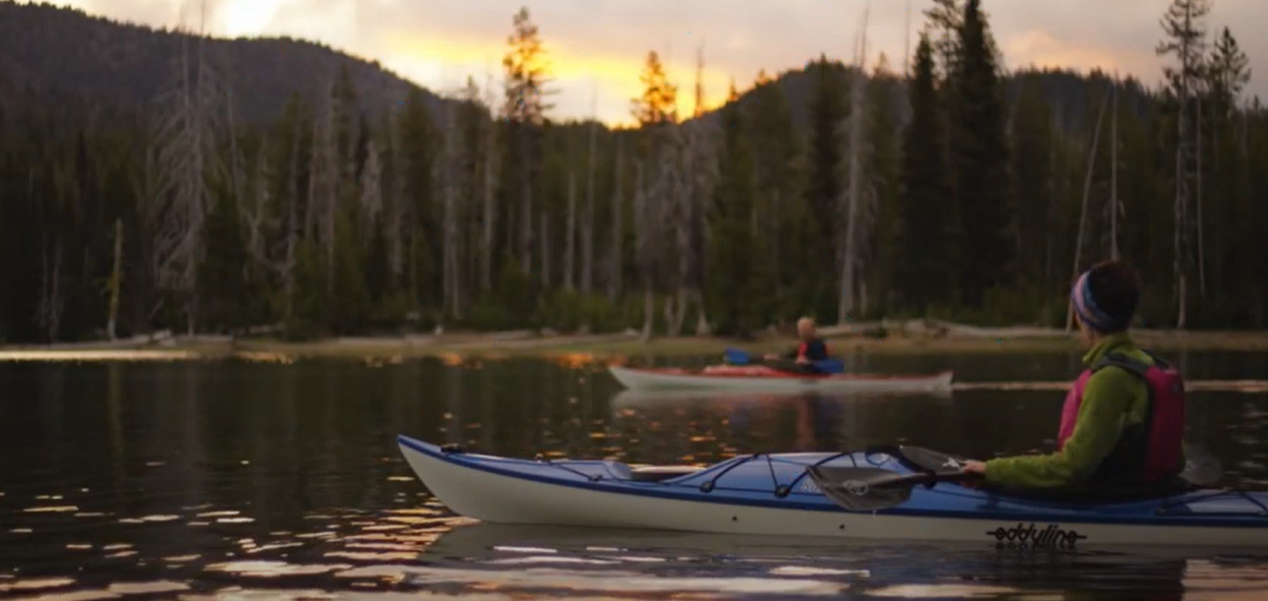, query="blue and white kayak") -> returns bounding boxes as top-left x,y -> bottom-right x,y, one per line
396,435 -> 1268,549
